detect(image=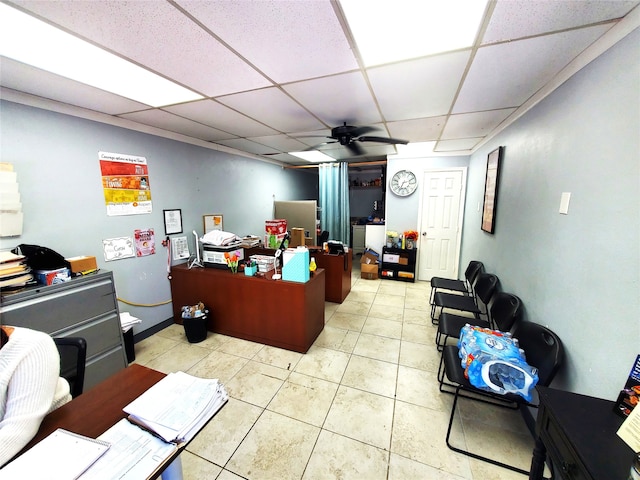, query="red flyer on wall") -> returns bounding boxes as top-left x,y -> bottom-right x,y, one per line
134,229 -> 156,257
